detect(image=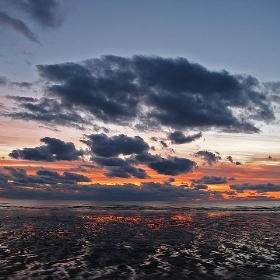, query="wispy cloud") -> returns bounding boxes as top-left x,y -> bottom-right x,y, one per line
0,0 -> 65,43
14,0 -> 64,28
0,10 -> 39,43
194,150 -> 221,166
